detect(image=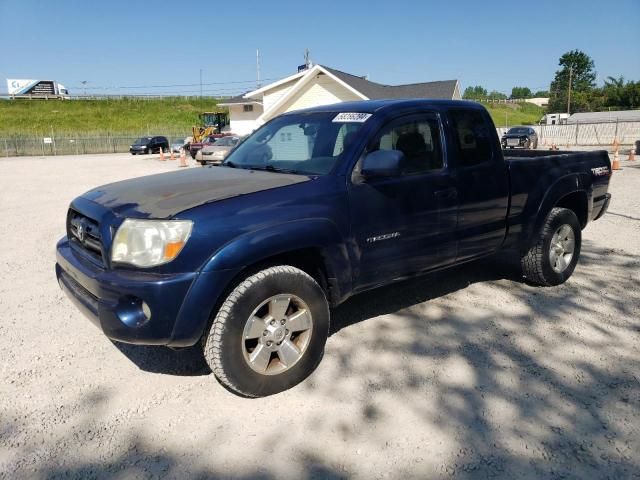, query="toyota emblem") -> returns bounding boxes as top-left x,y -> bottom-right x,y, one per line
76,223 -> 85,242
